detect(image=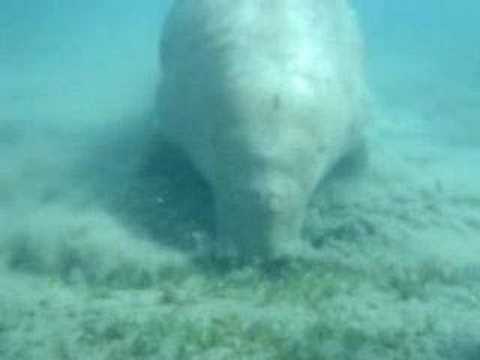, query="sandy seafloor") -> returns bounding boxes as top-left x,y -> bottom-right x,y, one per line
1,1 -> 480,359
